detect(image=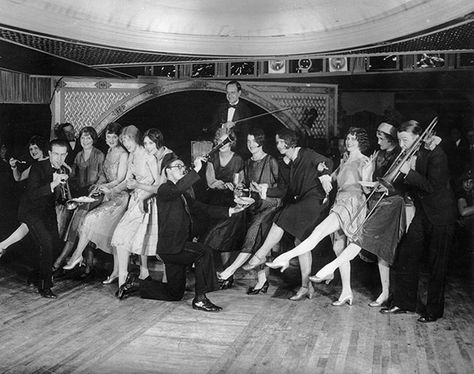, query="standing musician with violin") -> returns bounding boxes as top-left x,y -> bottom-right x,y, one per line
17,139 -> 70,298
212,80 -> 252,159
381,120 -> 457,323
